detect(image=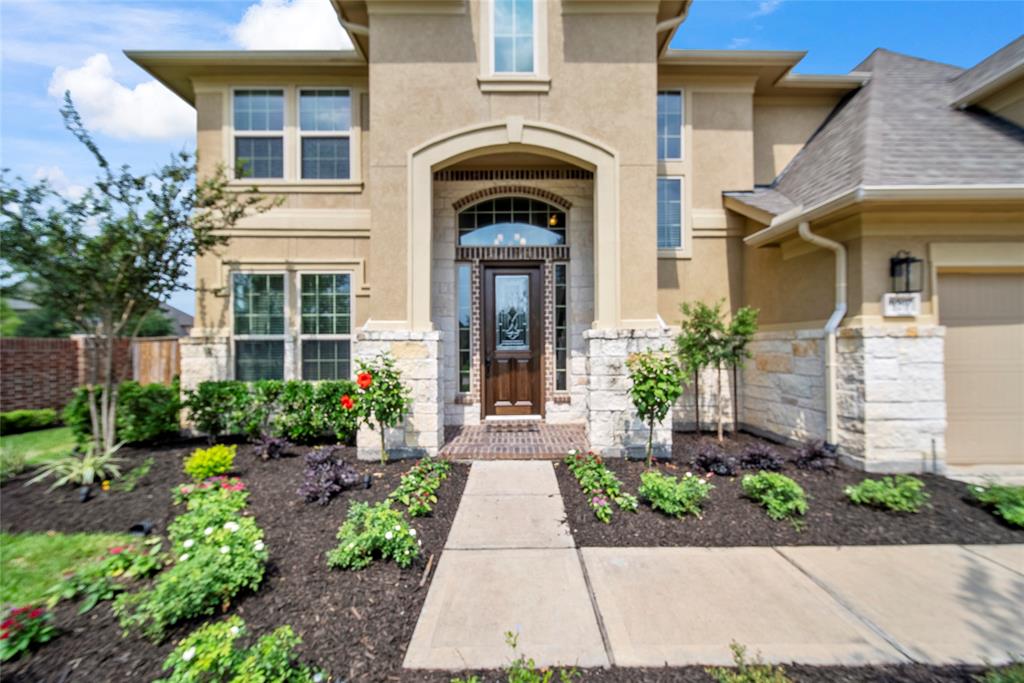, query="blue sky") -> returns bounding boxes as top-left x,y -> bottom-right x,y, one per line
2,0 -> 1021,314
